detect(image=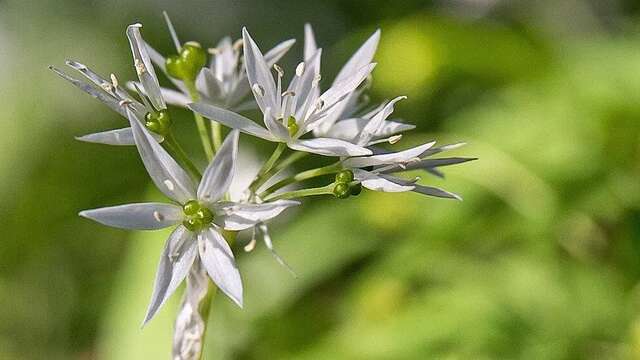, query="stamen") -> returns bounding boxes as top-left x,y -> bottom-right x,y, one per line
100,82 -> 114,93
273,64 -> 284,78
232,39 -> 244,51
207,47 -> 220,55
312,74 -> 322,86
118,99 -> 133,107
244,238 -> 257,252
110,73 -> 119,88
252,83 -> 265,97
388,135 -> 403,144
315,99 -> 325,111
295,62 -> 305,76
282,90 -> 295,97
